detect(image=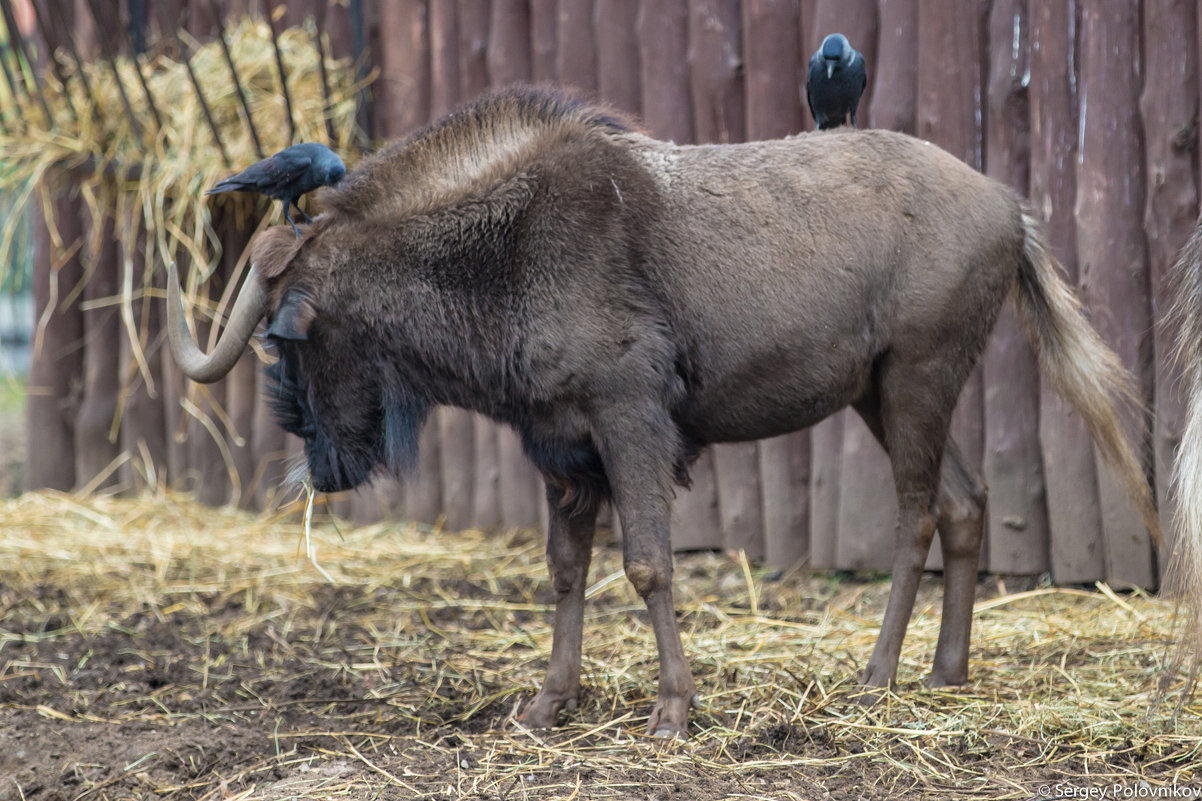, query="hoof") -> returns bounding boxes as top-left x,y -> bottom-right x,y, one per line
924,670 -> 967,689
849,685 -> 887,706
517,693 -> 576,730
652,726 -> 688,740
